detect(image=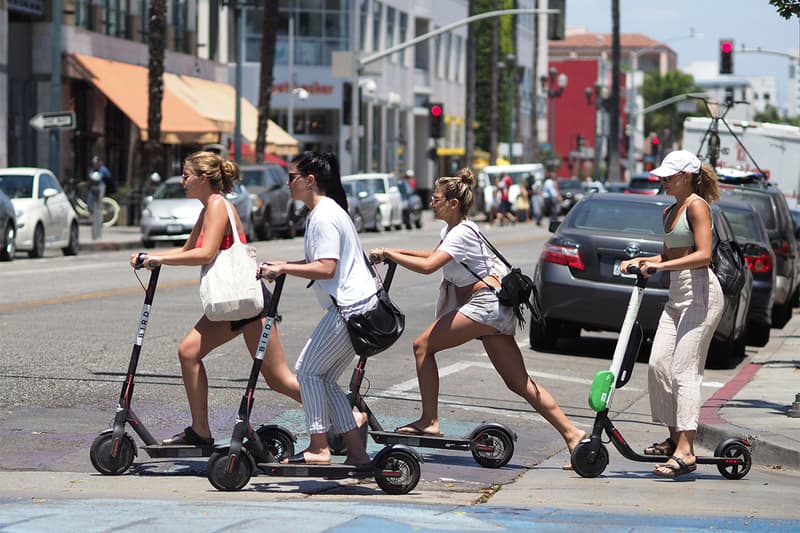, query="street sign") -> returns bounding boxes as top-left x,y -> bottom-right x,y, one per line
29,111 -> 76,131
